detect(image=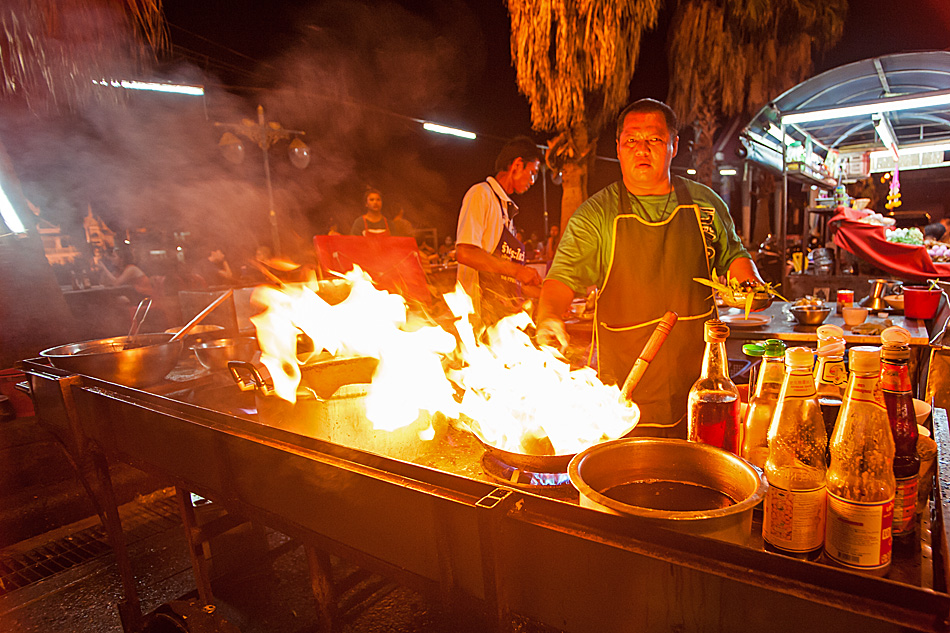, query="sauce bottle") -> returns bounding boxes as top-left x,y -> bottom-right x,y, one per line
814,324 -> 847,462
824,346 -> 895,576
741,339 -> 786,468
763,347 -> 827,560
687,319 -> 740,454
880,326 -> 920,545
